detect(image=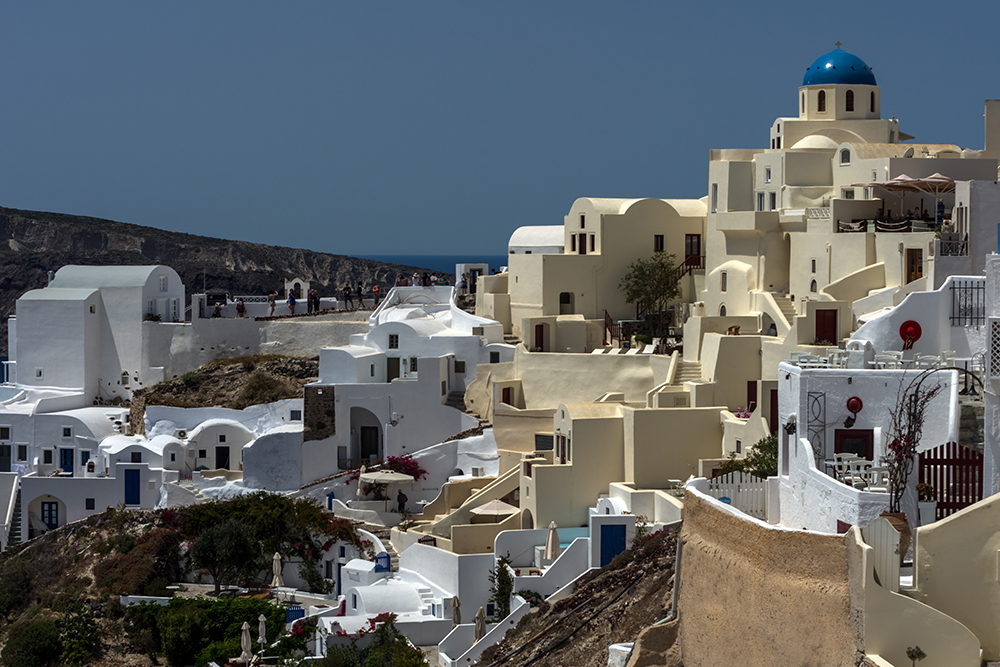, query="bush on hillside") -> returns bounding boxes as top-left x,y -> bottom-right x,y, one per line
1,620 -> 63,667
